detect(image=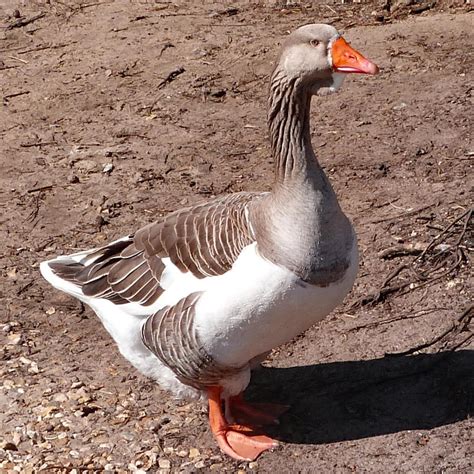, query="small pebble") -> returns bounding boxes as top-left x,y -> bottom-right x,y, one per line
188,448 -> 200,459
393,102 -> 407,111
102,163 -> 114,173
7,333 -> 21,345
2,323 -> 12,332
121,432 -> 134,441
158,459 -> 171,469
